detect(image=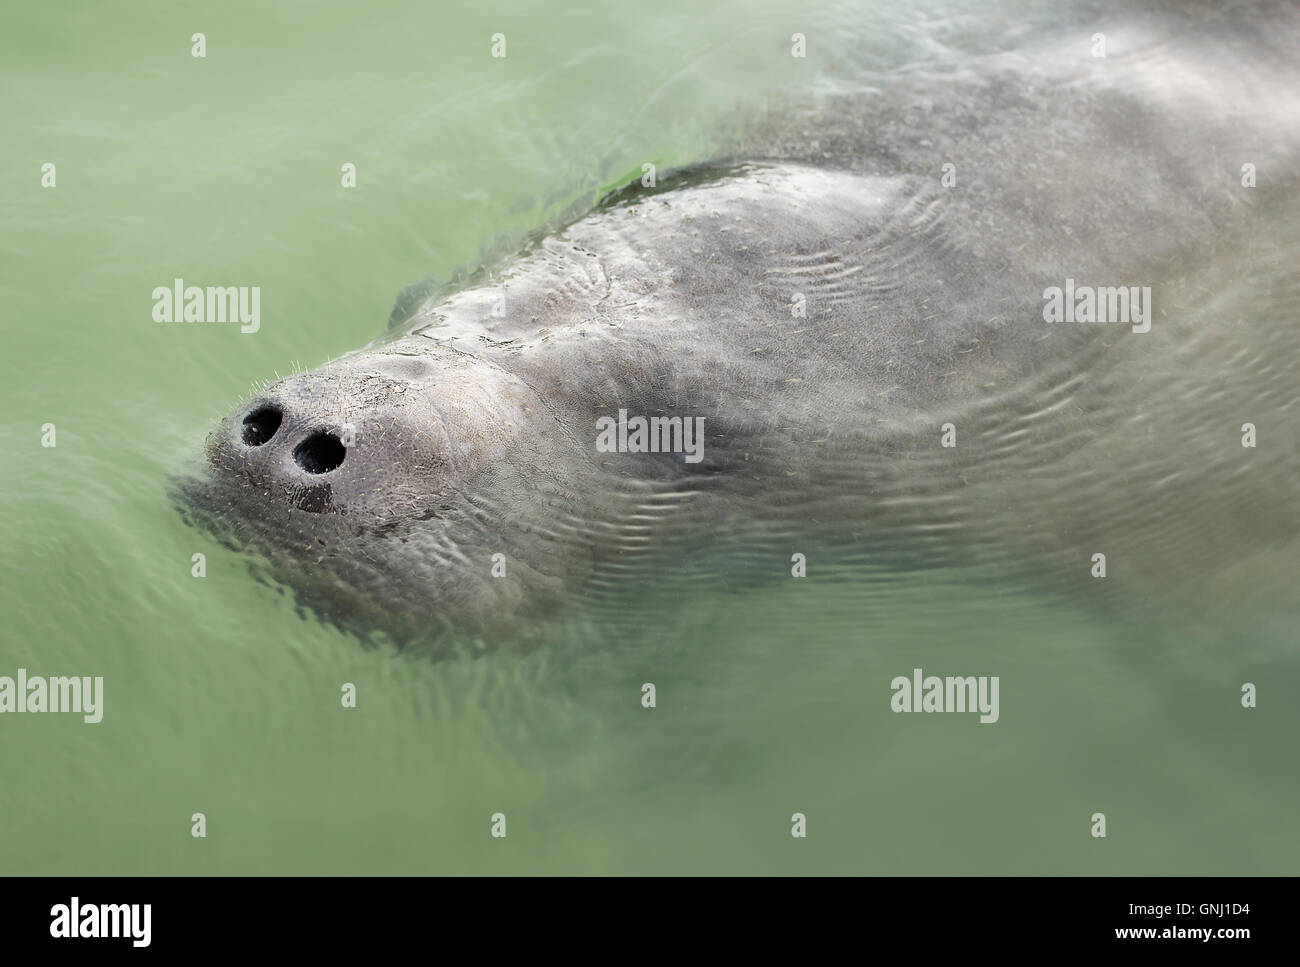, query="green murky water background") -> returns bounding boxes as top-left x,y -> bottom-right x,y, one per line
2,0 -> 1297,874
